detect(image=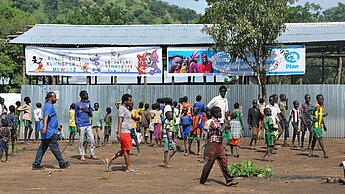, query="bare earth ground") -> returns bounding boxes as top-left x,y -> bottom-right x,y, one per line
0,137 -> 344,194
